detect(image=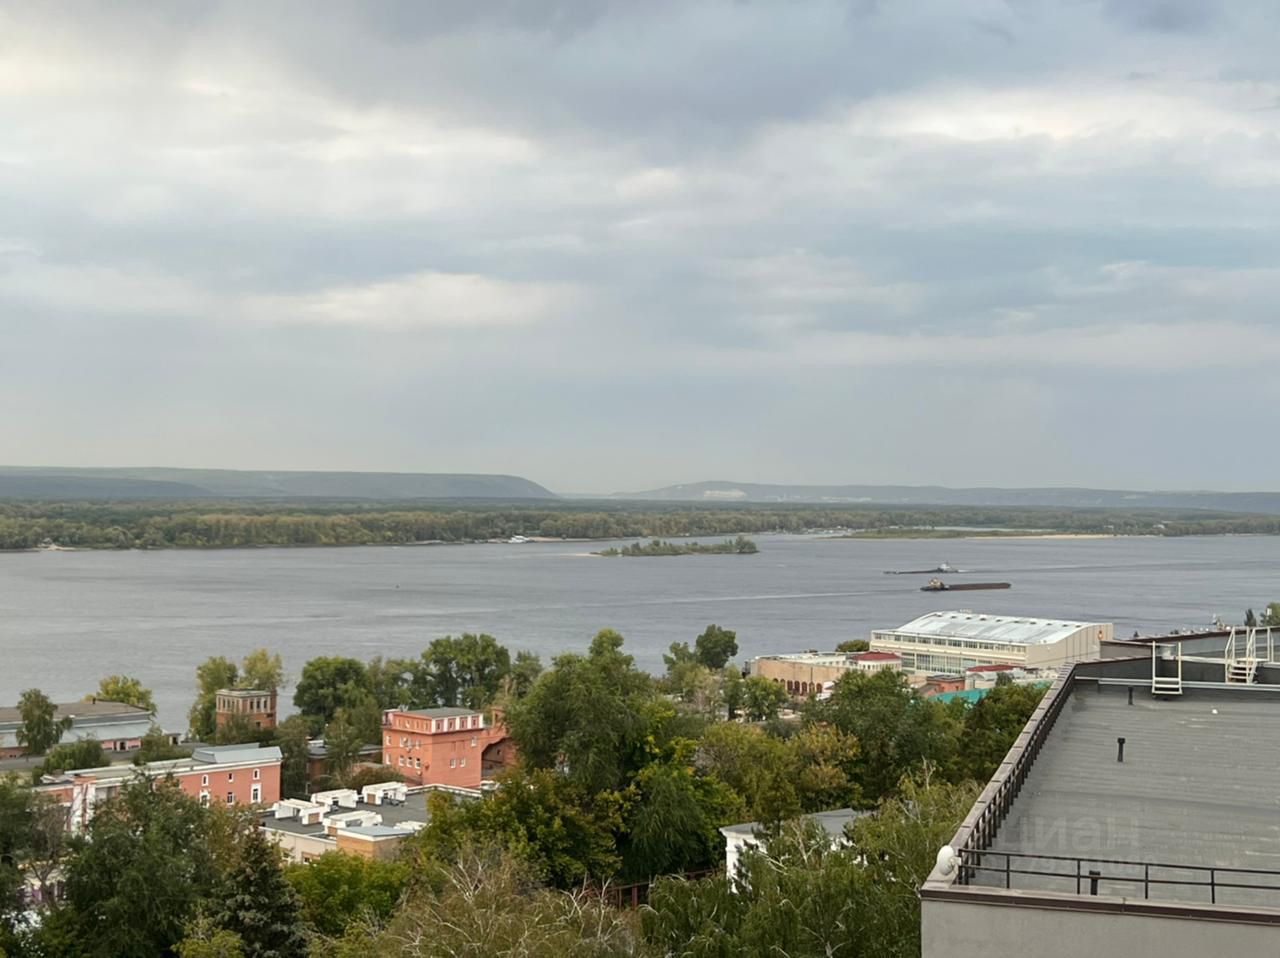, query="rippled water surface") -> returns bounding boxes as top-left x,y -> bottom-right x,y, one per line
3,534 -> 1277,727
